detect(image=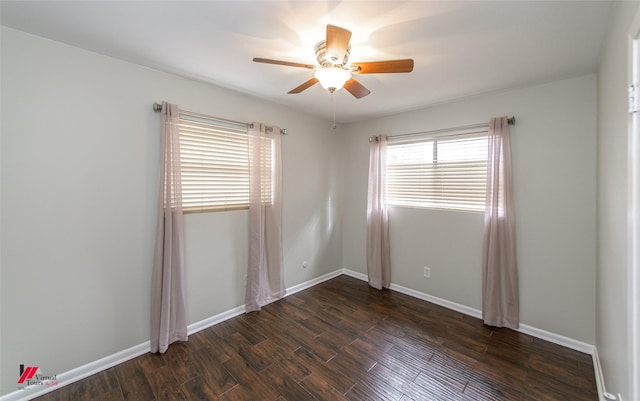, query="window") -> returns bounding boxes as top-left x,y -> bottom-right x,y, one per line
386,131 -> 488,212
178,116 -> 273,212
